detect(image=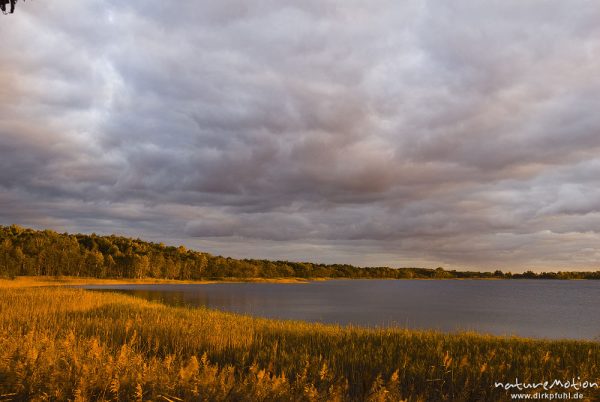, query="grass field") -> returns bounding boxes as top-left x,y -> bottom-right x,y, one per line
0,280 -> 599,401
0,276 -> 310,288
